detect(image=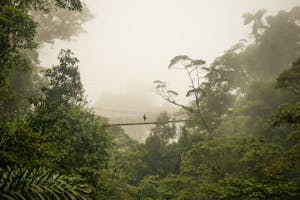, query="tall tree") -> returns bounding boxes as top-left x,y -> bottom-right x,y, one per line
29,50 -> 112,198
243,9 -> 267,41
154,56 -> 213,133
0,5 -> 37,120
41,49 -> 85,107
0,0 -> 90,120
0,4 -> 36,81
